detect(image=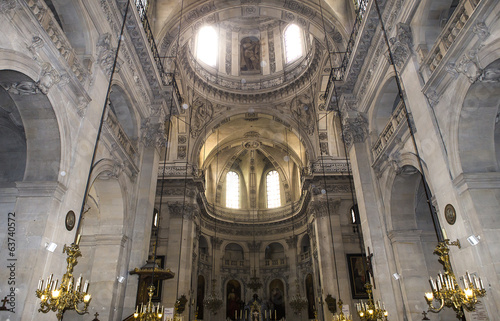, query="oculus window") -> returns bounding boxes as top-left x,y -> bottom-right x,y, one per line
197,26 -> 218,67
226,171 -> 239,209
266,171 -> 281,208
284,24 -> 303,63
